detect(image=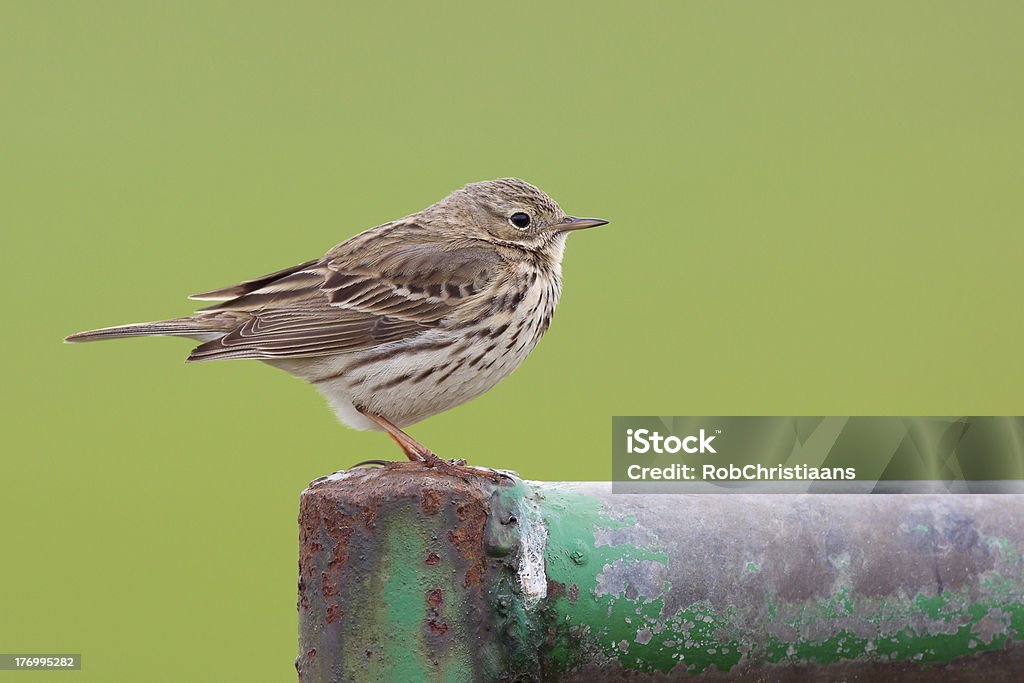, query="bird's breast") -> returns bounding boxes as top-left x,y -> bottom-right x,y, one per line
312,266 -> 563,428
